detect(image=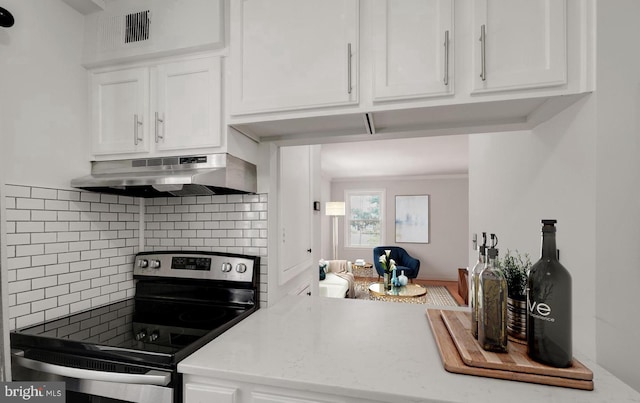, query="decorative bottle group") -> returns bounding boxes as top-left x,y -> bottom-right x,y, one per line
470,221 -> 573,368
